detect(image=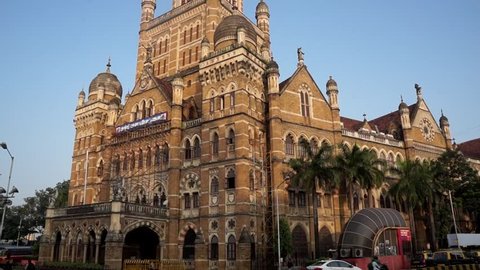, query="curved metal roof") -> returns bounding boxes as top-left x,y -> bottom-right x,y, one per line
339,208 -> 407,254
